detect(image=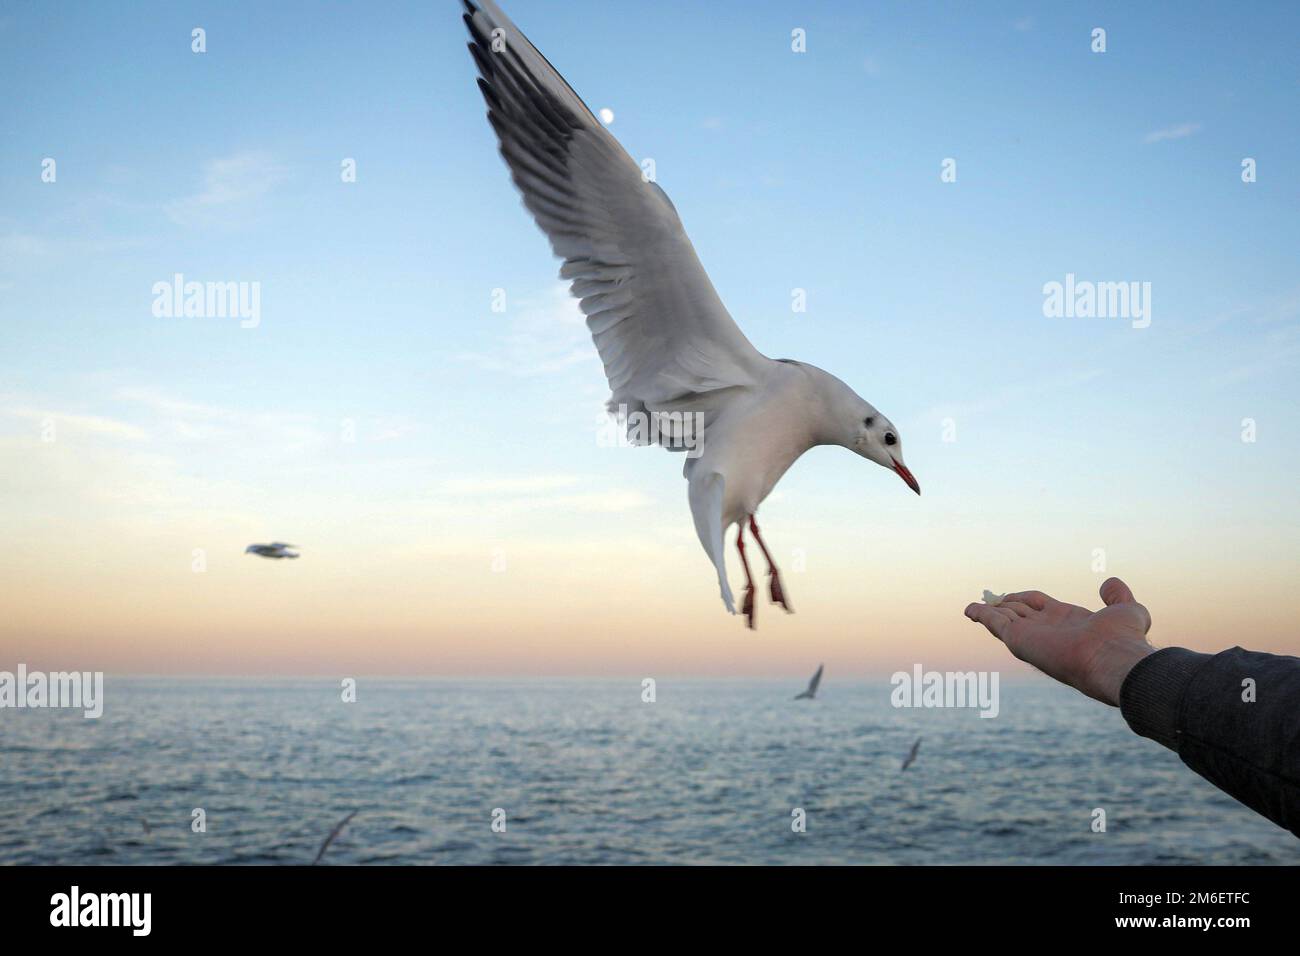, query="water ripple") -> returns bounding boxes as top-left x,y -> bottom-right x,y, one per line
1,678 -> 1296,865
